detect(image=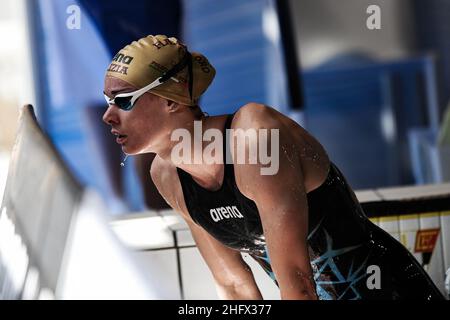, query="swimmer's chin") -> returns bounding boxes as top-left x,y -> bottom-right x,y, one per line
123,144 -> 154,155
